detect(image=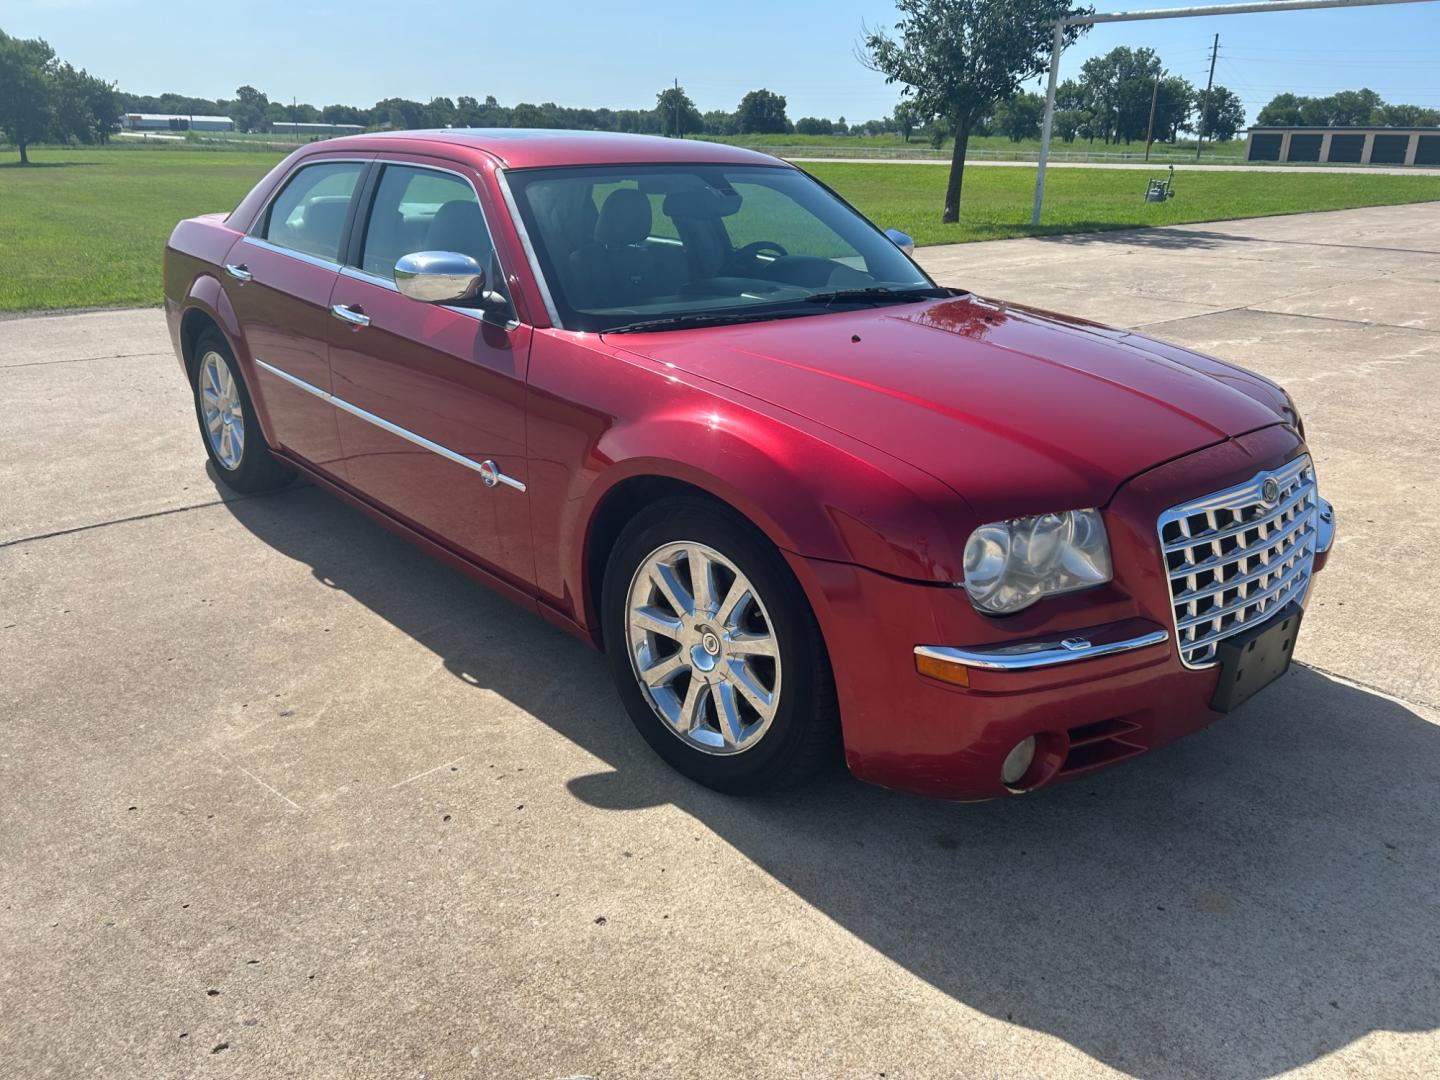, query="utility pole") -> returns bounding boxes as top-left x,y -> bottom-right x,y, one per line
1196,33 -> 1219,160
1144,75 -> 1161,161
674,78 -> 681,139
